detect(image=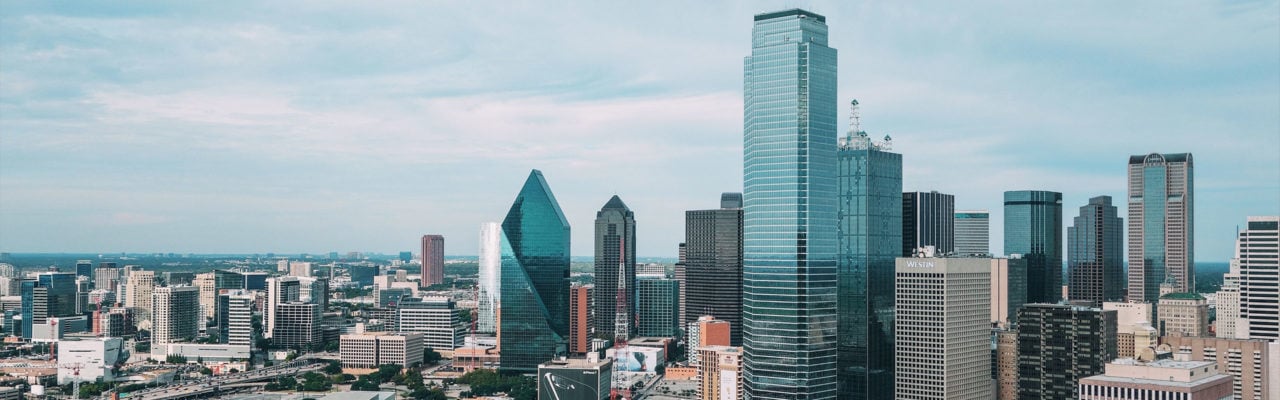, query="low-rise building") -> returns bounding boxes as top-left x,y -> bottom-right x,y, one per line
696,346 -> 742,400
1078,355 -> 1233,400
340,332 -> 424,373
1161,336 -> 1278,400
57,337 -> 124,384
537,355 -> 612,400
